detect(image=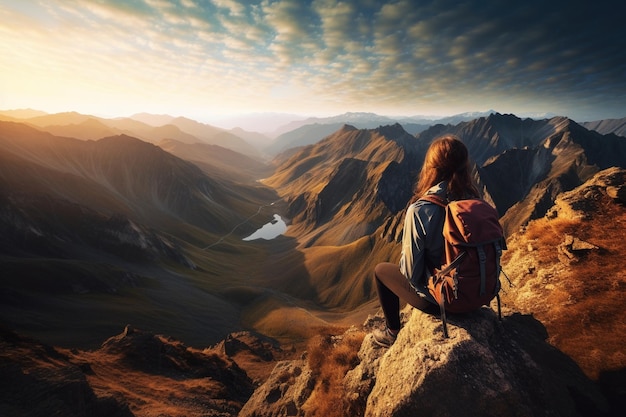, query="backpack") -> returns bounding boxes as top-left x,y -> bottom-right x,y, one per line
420,195 -> 506,338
